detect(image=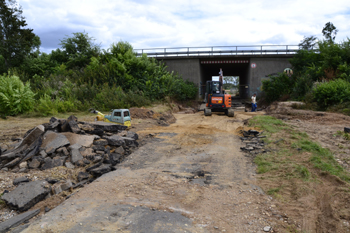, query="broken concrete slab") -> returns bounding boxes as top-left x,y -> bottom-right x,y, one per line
106,135 -> 125,147
62,132 -> 95,148
0,208 -> 40,233
41,131 -> 70,154
90,164 -> 112,177
16,125 -> 45,150
66,115 -> 80,134
87,121 -> 127,133
122,137 -> 139,147
126,131 -> 139,140
69,144 -> 83,164
2,180 -> 51,212
13,177 -> 30,186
